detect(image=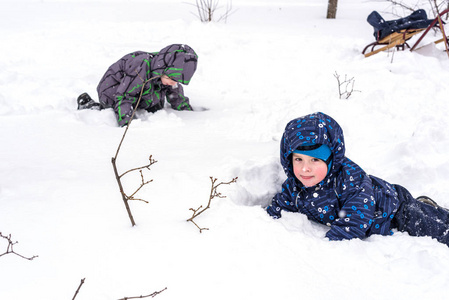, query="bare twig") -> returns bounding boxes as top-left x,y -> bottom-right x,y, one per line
447,1 -> 449,20
187,176 -> 238,232
216,0 -> 236,23
113,75 -> 161,160
0,232 -> 38,261
120,157 -> 157,178
186,0 -> 235,23
333,71 -> 361,99
428,0 -> 447,17
72,278 -> 86,300
112,74 -> 160,226
385,0 -> 416,13
121,156 -> 157,203
126,171 -> 152,202
118,287 -> 168,300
